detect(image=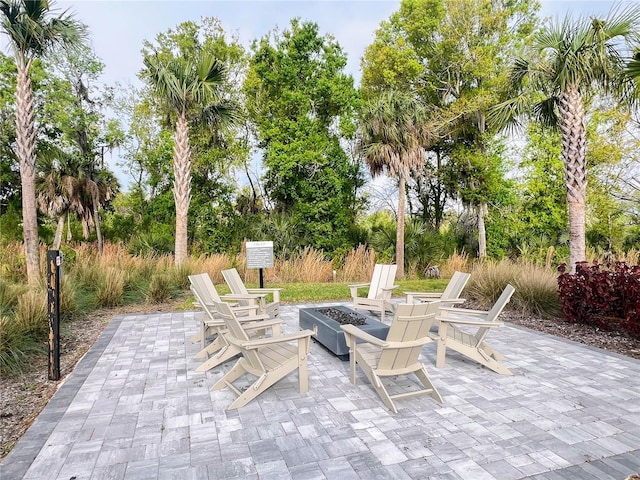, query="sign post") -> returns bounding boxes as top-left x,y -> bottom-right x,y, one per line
246,241 -> 274,288
47,250 -> 62,381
